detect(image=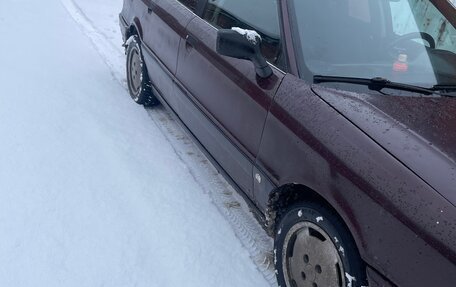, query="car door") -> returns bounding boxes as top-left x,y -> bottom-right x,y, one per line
139,0 -> 196,103
175,0 -> 286,198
